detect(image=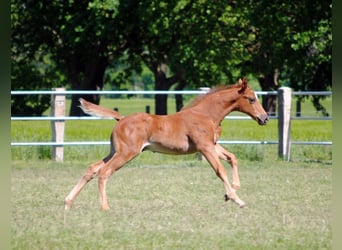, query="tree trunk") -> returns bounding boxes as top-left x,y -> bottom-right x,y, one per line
175,79 -> 186,112
67,56 -> 108,116
258,69 -> 279,116
154,68 -> 170,115
155,92 -> 168,115
310,61 -> 331,117
152,63 -> 182,115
